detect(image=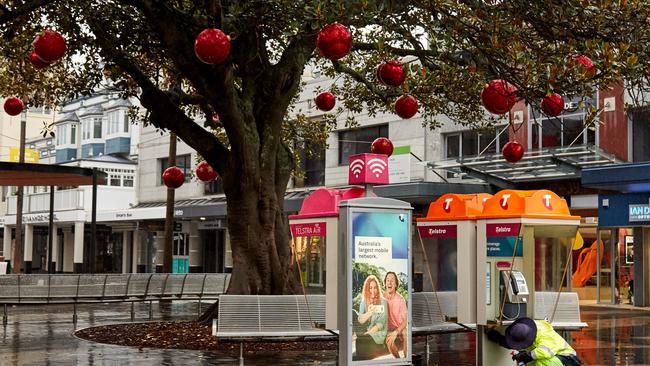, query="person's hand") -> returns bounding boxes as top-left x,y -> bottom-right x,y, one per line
512,351 -> 533,364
